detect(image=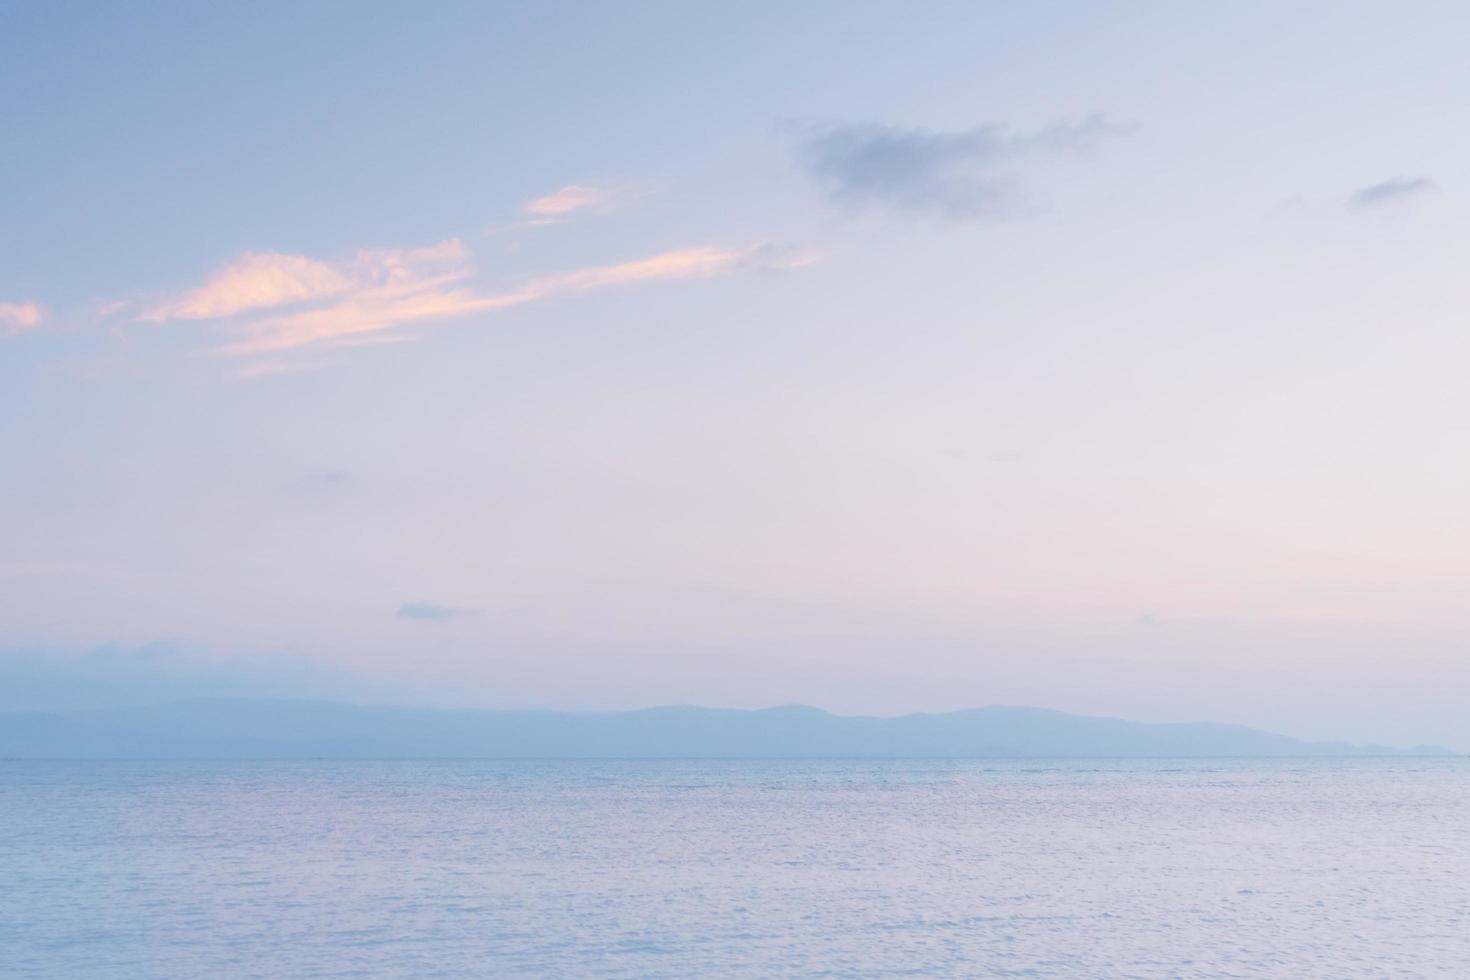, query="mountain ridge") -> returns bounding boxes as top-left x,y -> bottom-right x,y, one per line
0,699 -> 1451,759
